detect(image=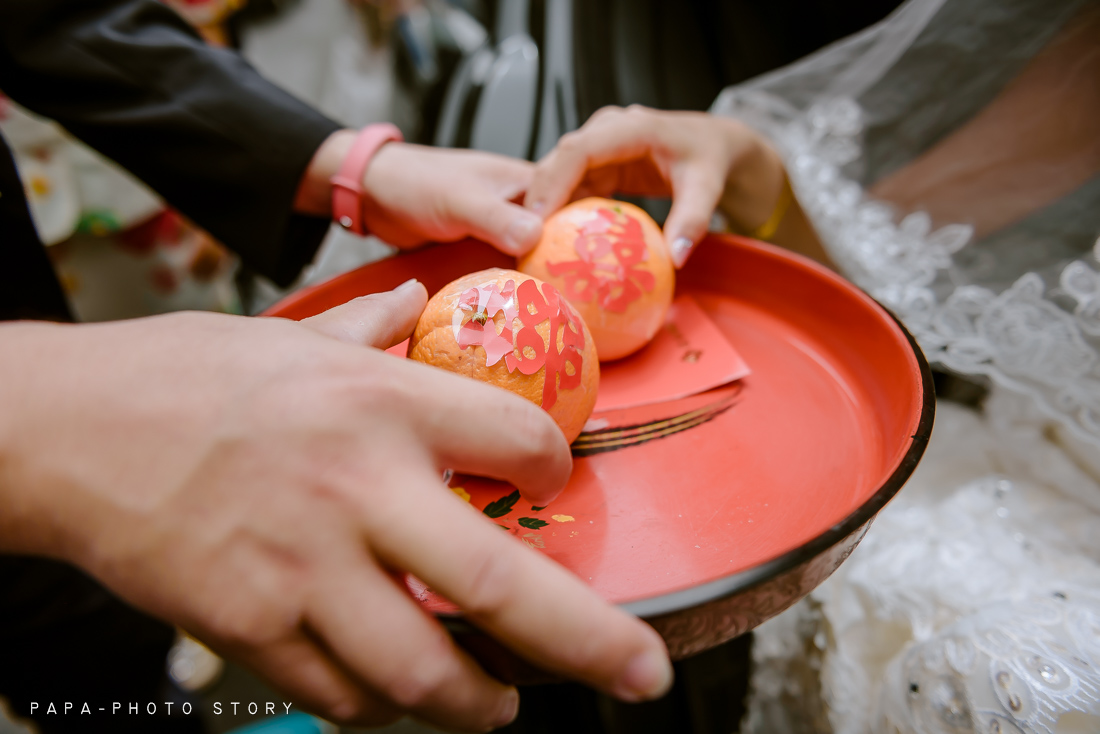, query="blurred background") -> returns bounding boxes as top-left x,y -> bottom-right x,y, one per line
0,1 -> 904,732
0,0 -> 902,323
